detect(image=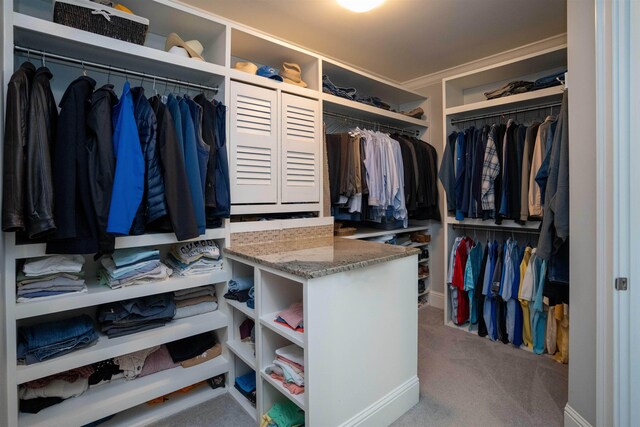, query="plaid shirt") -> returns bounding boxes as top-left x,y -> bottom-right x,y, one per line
481,127 -> 500,212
